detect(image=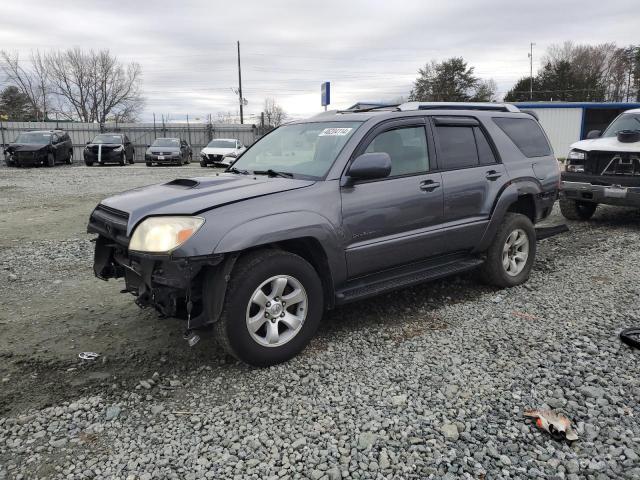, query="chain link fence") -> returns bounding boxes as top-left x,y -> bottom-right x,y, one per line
0,120 -> 260,163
